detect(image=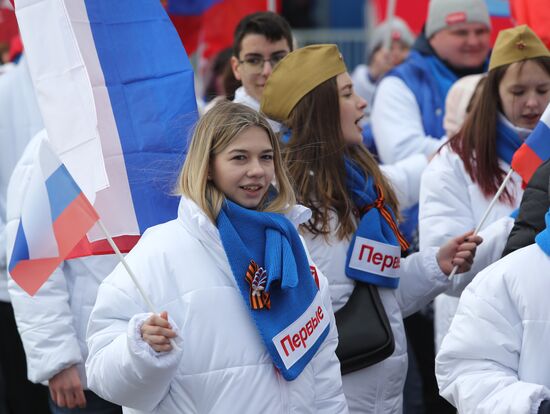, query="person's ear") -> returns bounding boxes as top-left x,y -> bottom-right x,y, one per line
230,56 -> 242,81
